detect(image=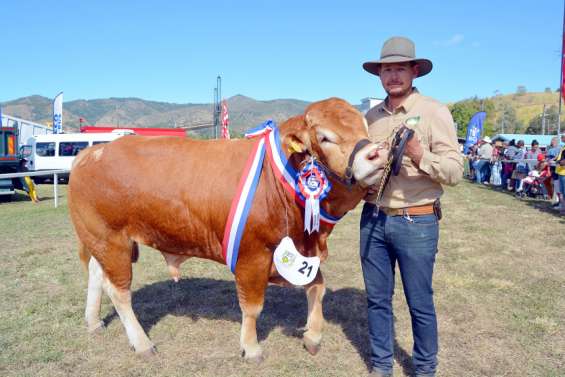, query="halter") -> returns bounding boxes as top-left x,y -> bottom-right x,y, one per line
313,138 -> 372,189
